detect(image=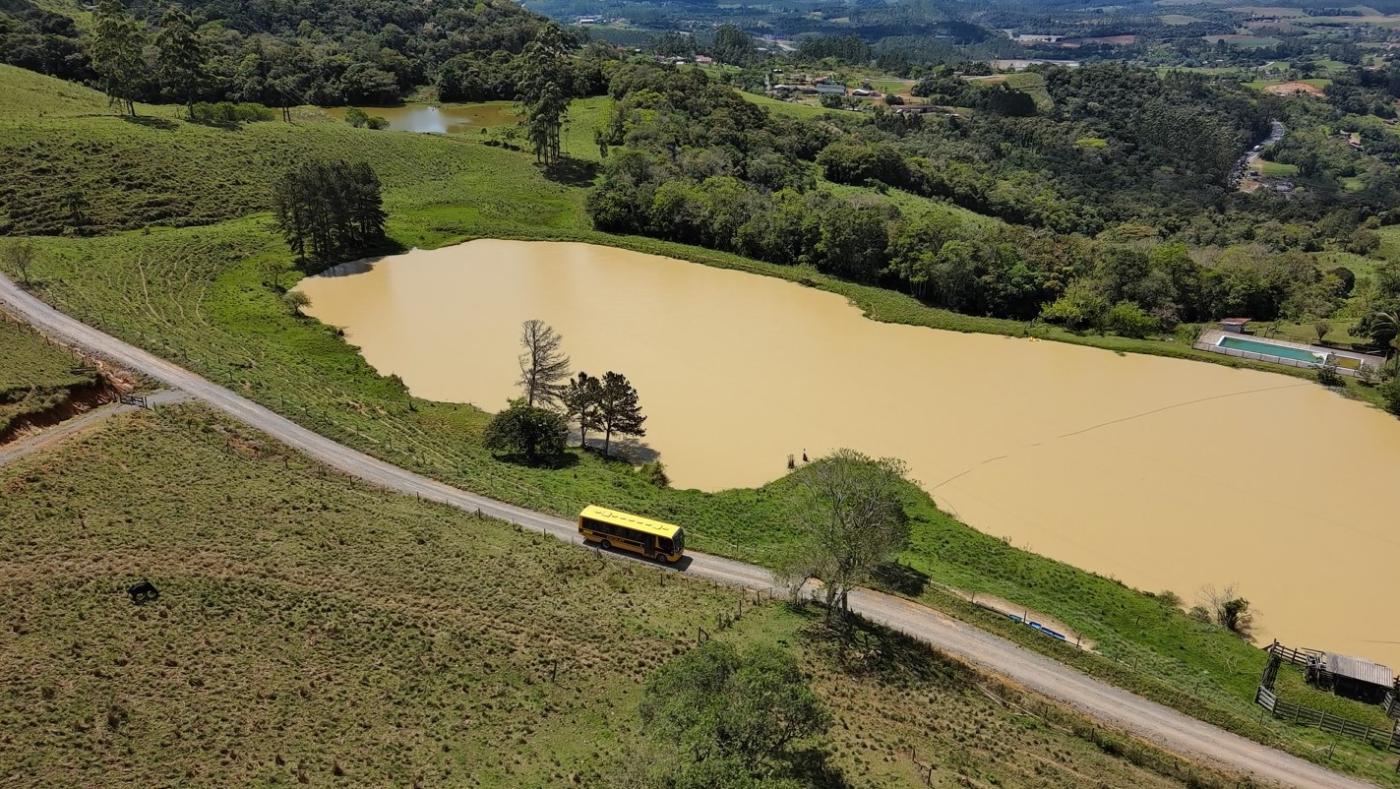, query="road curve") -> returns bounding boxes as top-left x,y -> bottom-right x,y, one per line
0,274 -> 1371,789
